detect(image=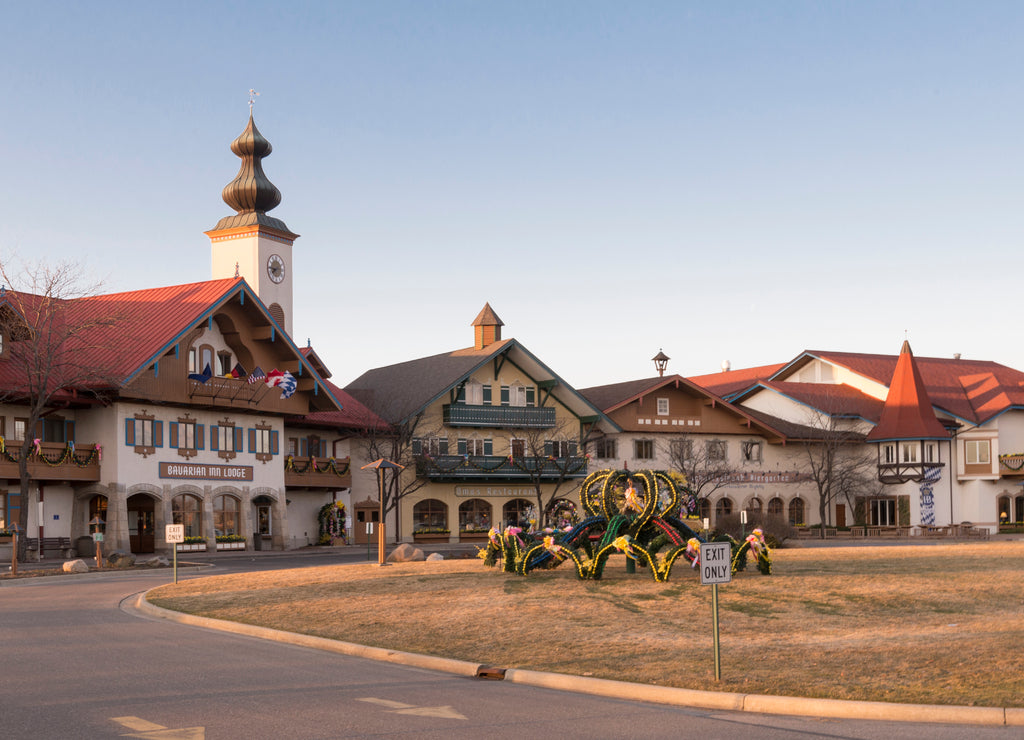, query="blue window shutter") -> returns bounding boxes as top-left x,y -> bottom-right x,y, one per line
270,430 -> 279,455
500,386 -> 510,406
210,426 -> 219,451
484,439 -> 492,456
526,387 -> 535,406
457,439 -> 467,455
456,386 -> 466,404
482,385 -> 492,405
169,422 -> 179,449
125,419 -> 135,446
